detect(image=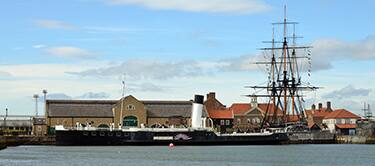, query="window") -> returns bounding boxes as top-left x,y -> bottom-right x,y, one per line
254,118 -> 260,124
225,120 -> 230,125
345,119 -> 350,124
126,104 -> 135,110
247,119 -> 251,124
98,124 -> 110,128
91,132 -> 97,136
220,120 -> 225,125
123,116 -> 138,127
237,119 -> 241,125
